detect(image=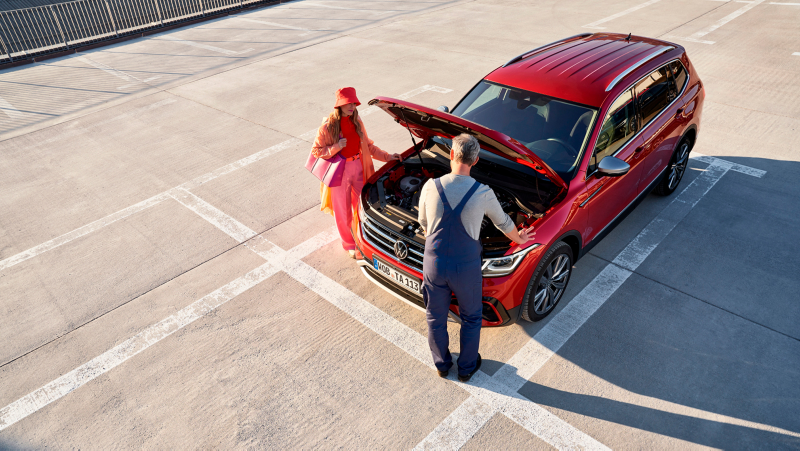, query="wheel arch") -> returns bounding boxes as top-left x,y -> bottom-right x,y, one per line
681,125 -> 698,149
556,230 -> 582,261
